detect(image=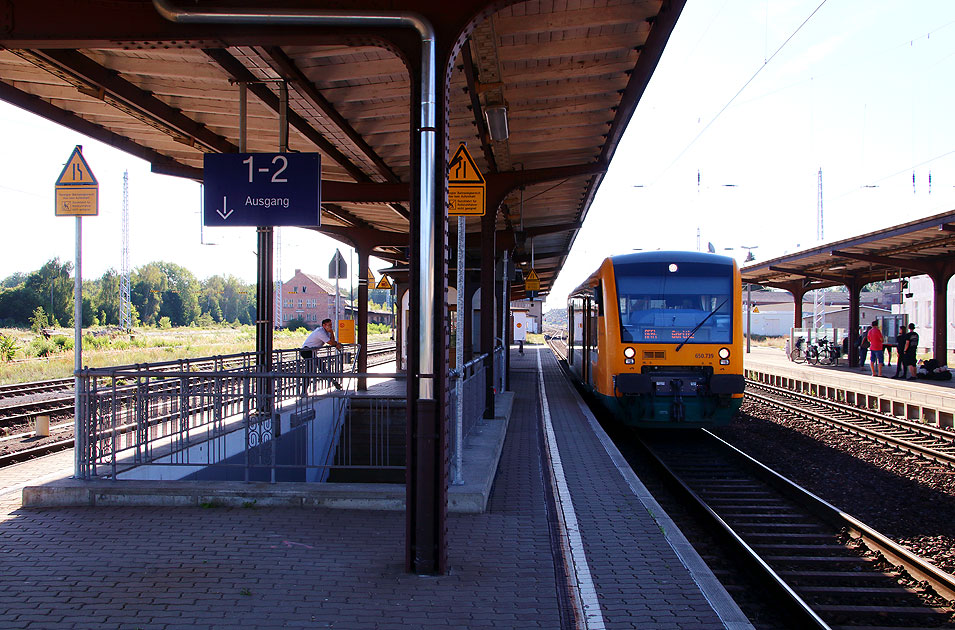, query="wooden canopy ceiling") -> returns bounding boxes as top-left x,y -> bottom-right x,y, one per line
0,0 -> 683,294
